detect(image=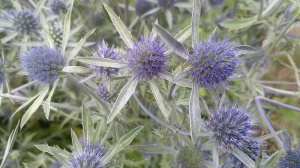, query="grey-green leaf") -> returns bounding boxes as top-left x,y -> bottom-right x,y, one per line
149,80 -> 169,120
189,82 -> 201,143
61,0 -> 74,55
219,17 -> 257,30
71,129 -> 83,154
82,103 -> 93,143
62,66 -> 92,74
232,147 -> 255,168
43,79 -> 59,120
75,57 -> 126,68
